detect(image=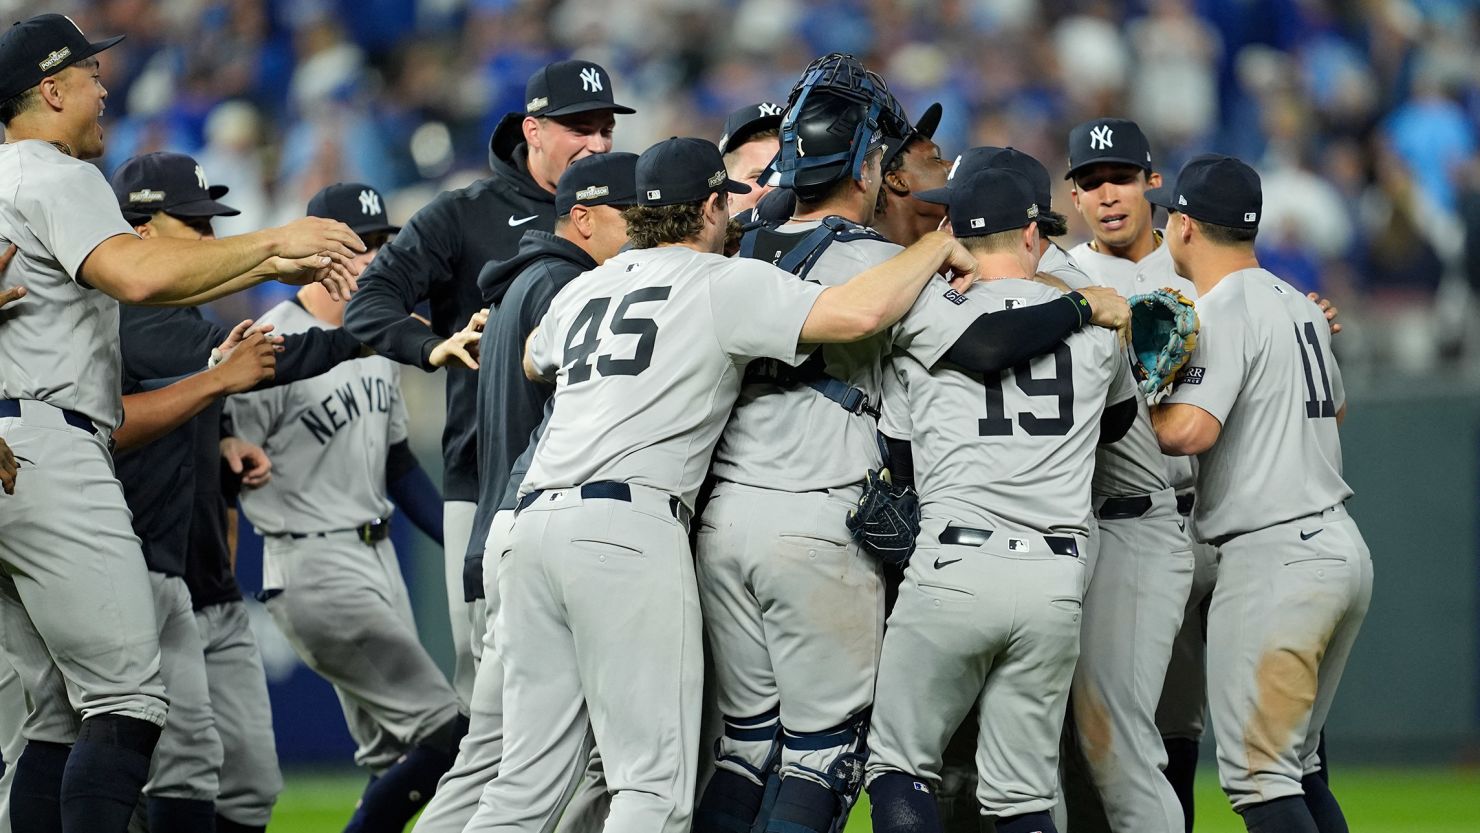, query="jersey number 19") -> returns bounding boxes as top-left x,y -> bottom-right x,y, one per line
563,287 -> 671,383
978,343 -> 1075,437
